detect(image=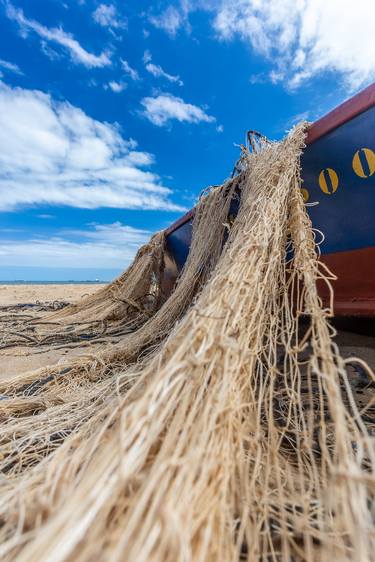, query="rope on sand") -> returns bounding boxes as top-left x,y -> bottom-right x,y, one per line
0,123 -> 374,562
